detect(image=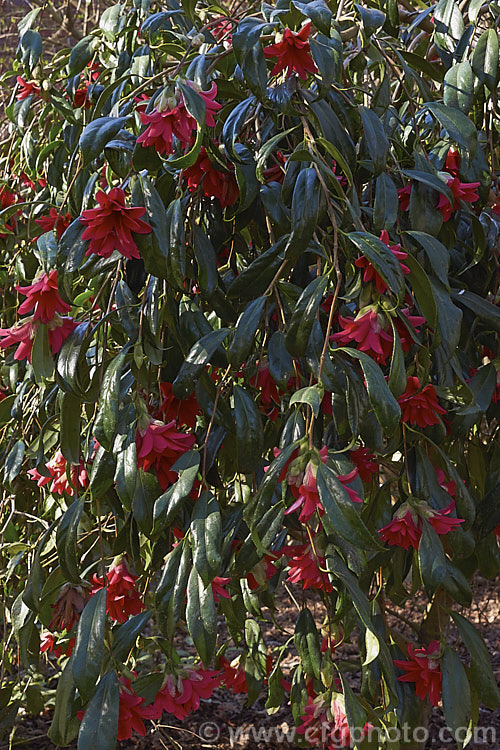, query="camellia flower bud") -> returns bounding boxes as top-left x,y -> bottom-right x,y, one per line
191,33 -> 205,48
